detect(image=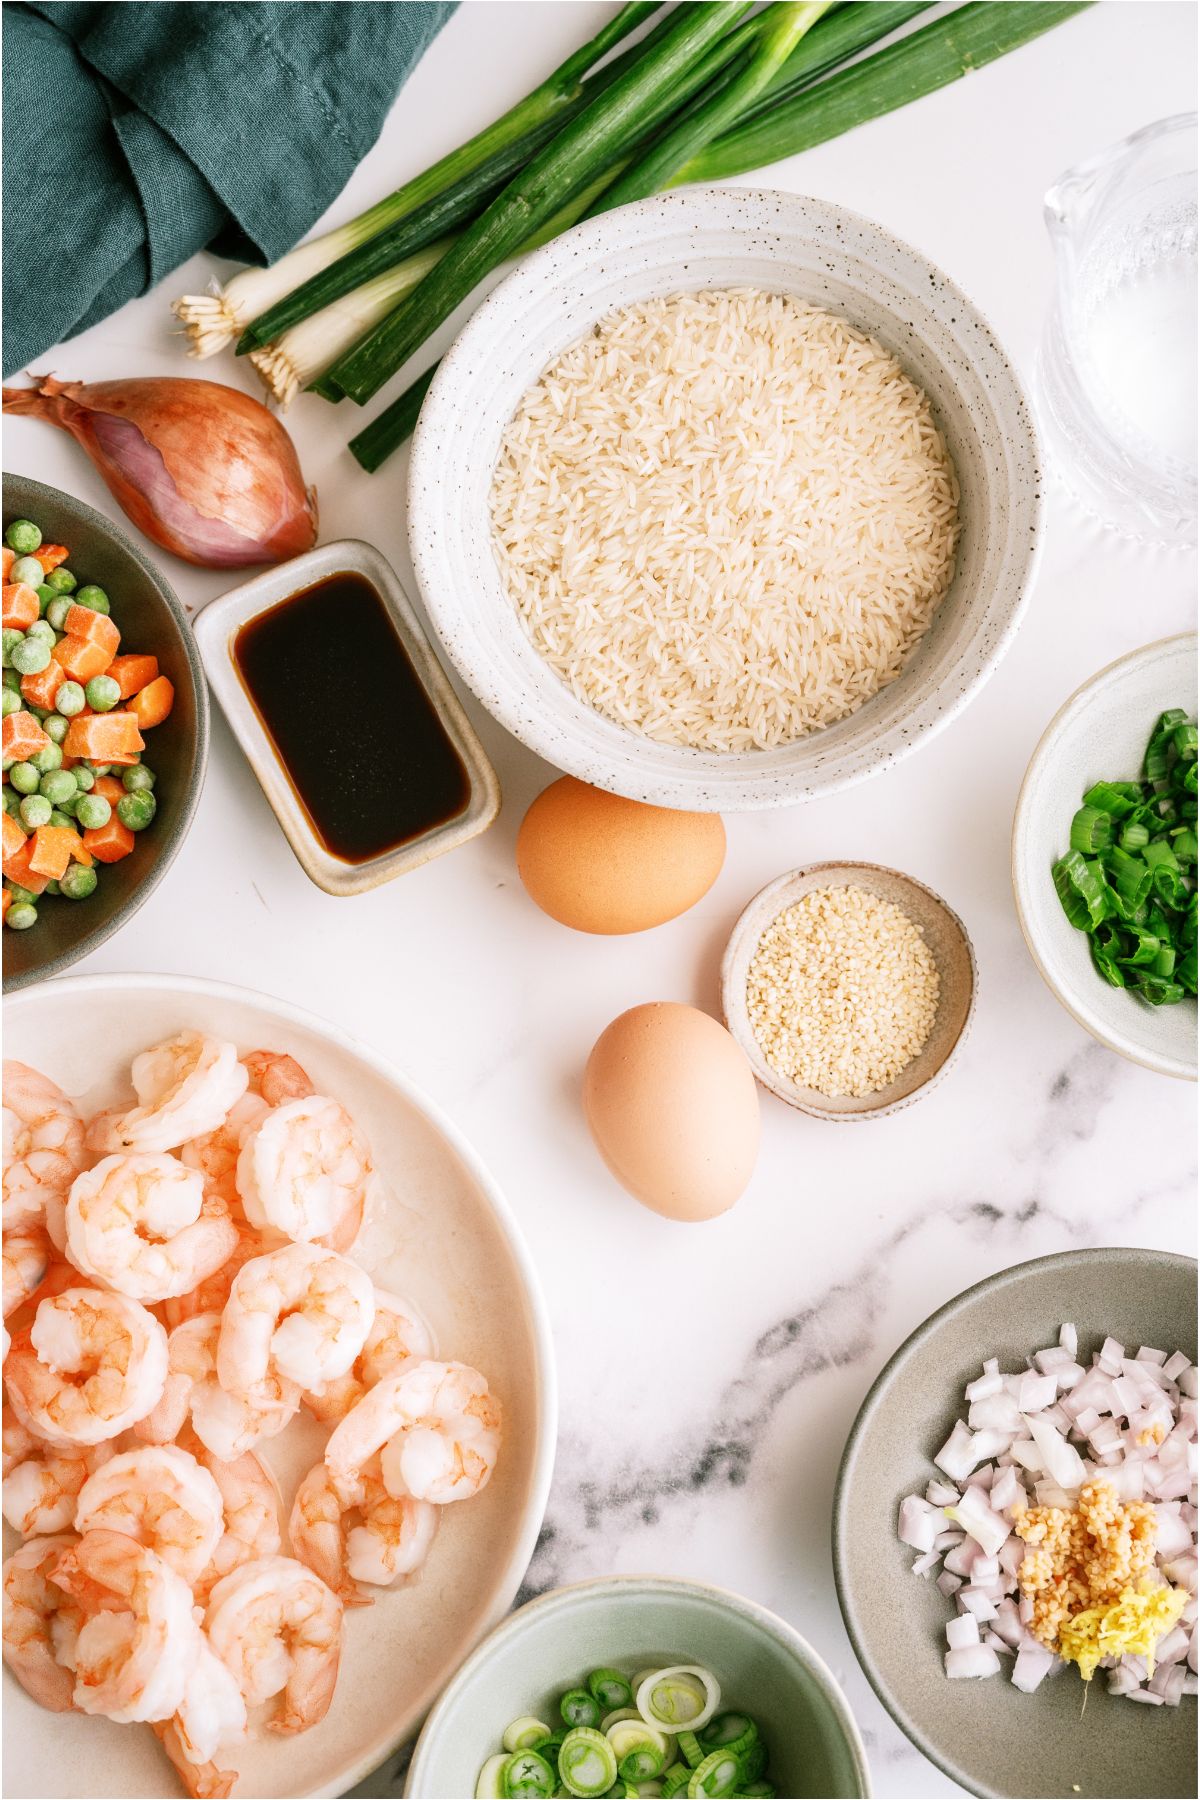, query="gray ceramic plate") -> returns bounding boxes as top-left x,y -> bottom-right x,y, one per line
3,475 -> 208,991
834,1248 -> 1198,1799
